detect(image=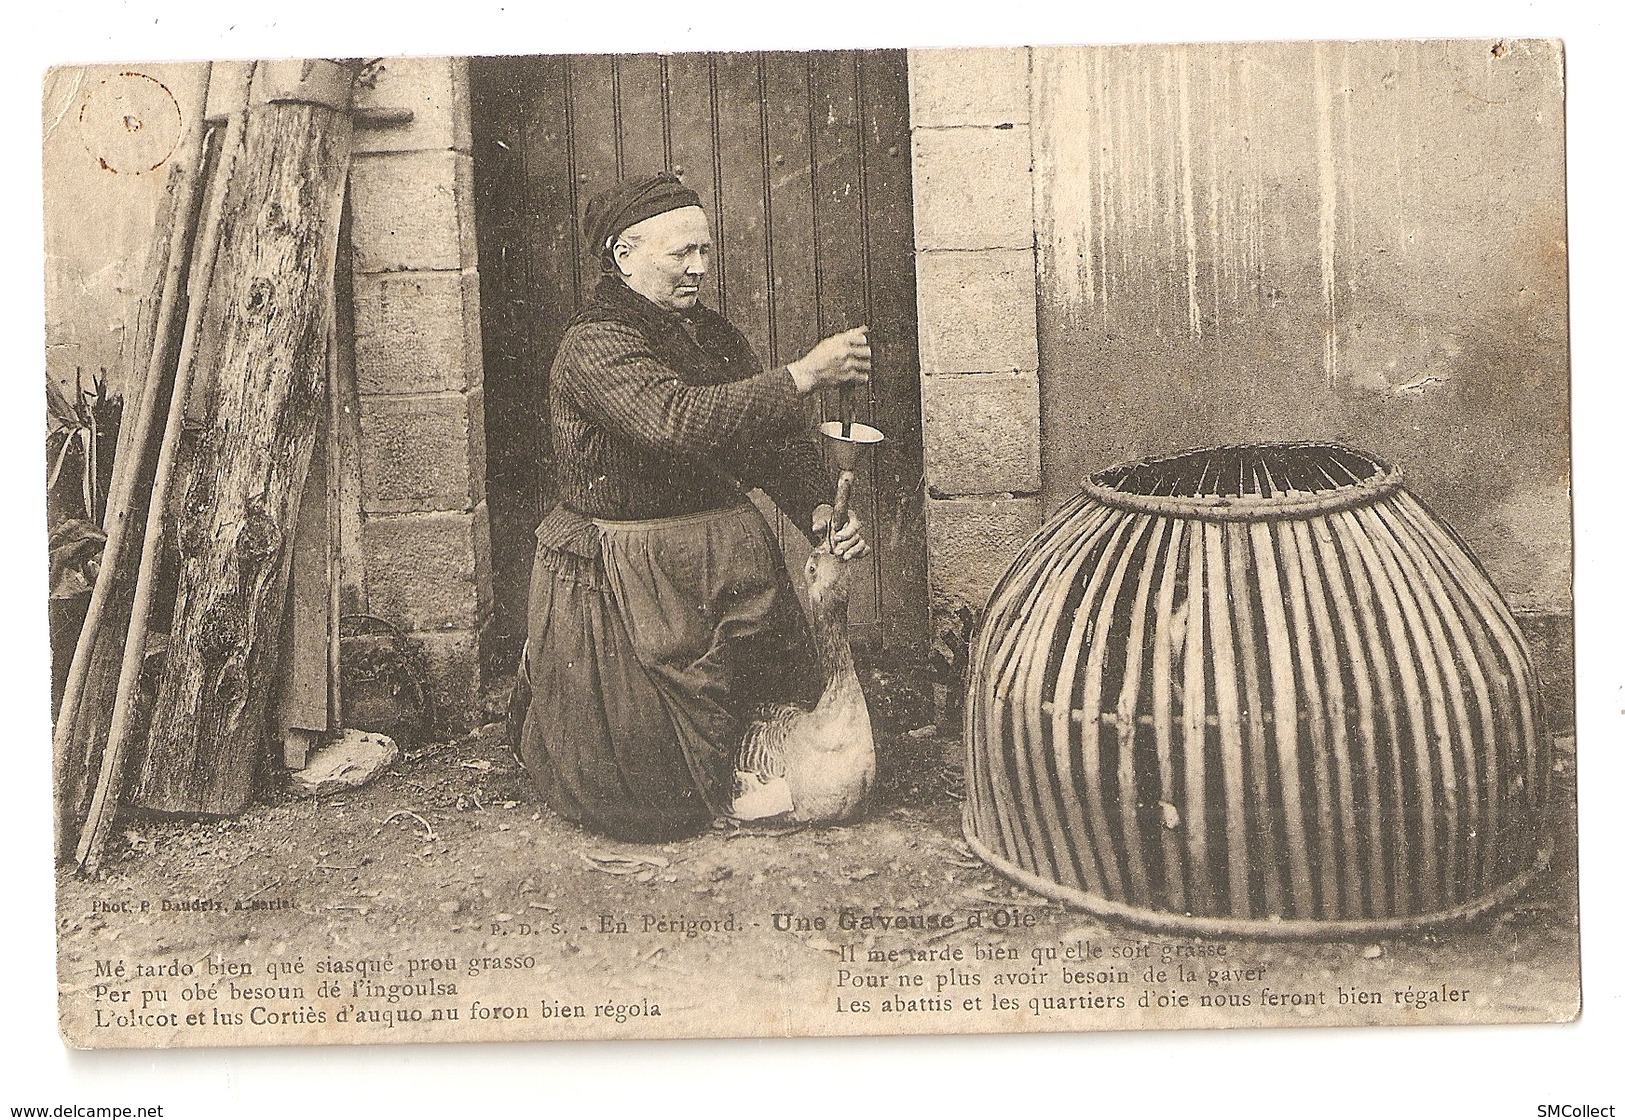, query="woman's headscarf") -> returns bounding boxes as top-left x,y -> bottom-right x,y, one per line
582,171 -> 703,269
